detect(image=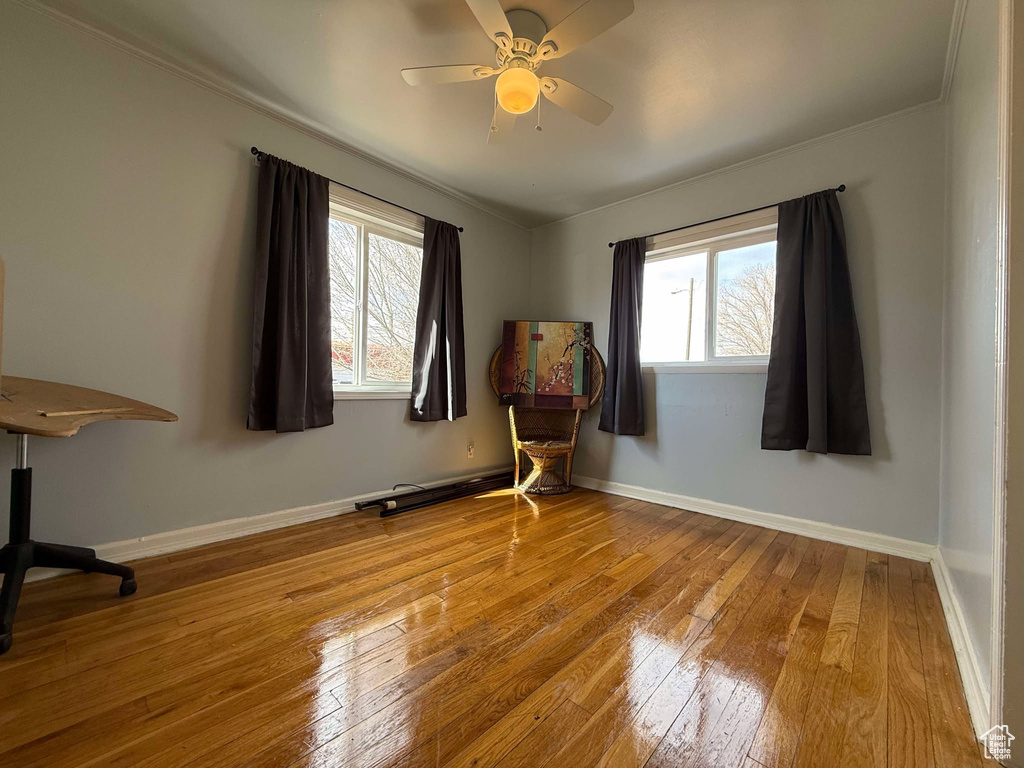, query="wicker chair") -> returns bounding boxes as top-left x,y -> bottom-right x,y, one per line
488,346 -> 606,495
